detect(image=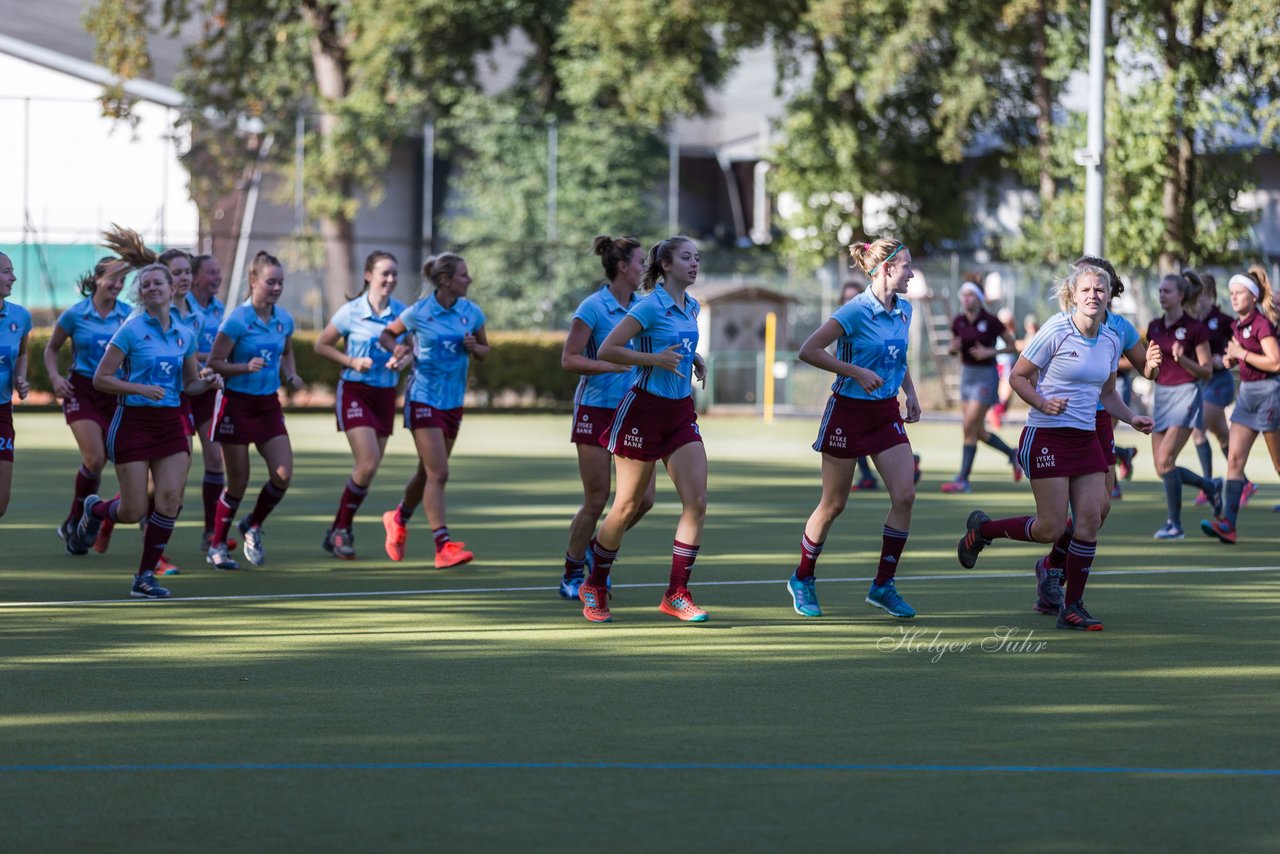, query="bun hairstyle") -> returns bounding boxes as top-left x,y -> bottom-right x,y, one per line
642,235 -> 695,291
355,250 -> 398,298
1057,263 -> 1109,312
423,253 -> 464,290
76,256 -> 126,298
248,250 -> 283,285
1201,272 -> 1218,302
592,235 -> 643,282
1247,265 -> 1279,325
849,238 -> 904,278
100,224 -> 171,301
1178,269 -> 1206,312
1075,255 -> 1123,300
